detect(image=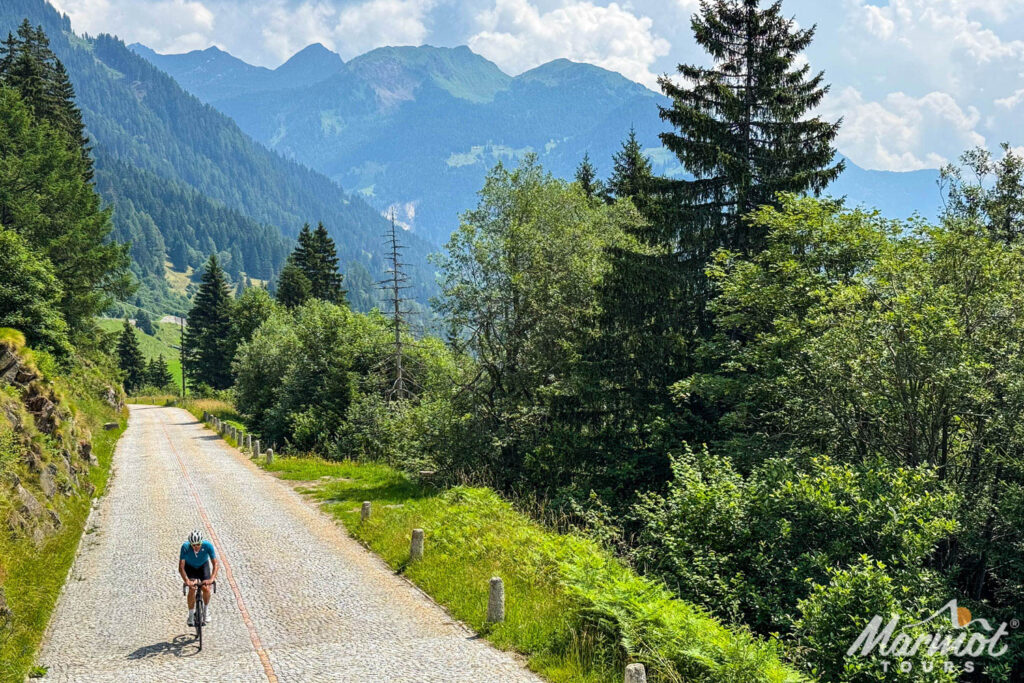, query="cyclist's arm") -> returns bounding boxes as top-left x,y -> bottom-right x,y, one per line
178,559 -> 193,585
208,557 -> 219,582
